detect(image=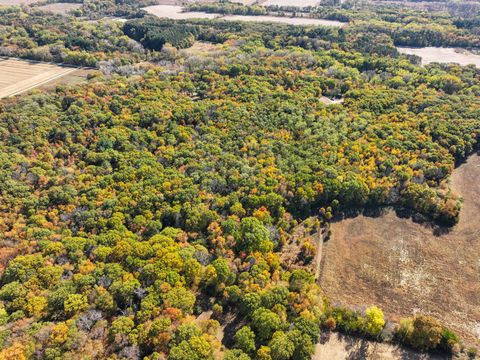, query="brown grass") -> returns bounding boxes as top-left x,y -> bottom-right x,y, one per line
319,154 -> 480,347
0,0 -> 40,5
36,2 -> 81,15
